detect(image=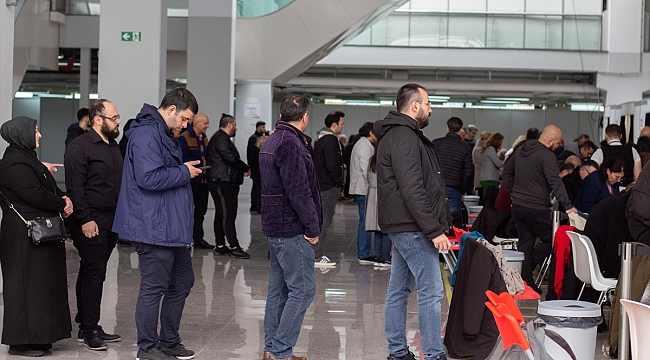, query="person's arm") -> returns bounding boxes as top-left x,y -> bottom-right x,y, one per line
215,134 -> 249,172
64,142 -> 93,224
577,176 -> 601,213
543,154 -> 574,211
177,135 -> 191,163
130,130 -> 191,191
357,141 -> 372,190
487,147 -> 502,169
632,148 -> 642,180
3,163 -> 66,212
590,148 -> 603,165
502,151 -> 516,194
462,146 -> 473,190
323,137 -> 343,186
